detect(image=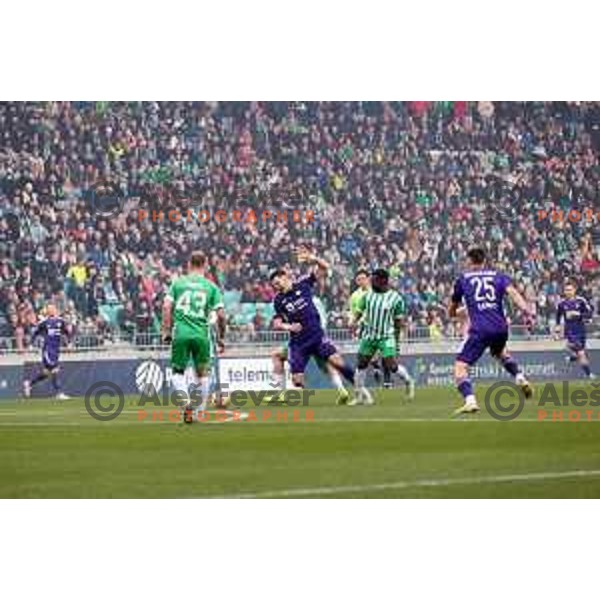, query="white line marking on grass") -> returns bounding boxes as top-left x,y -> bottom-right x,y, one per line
226,469 -> 600,498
